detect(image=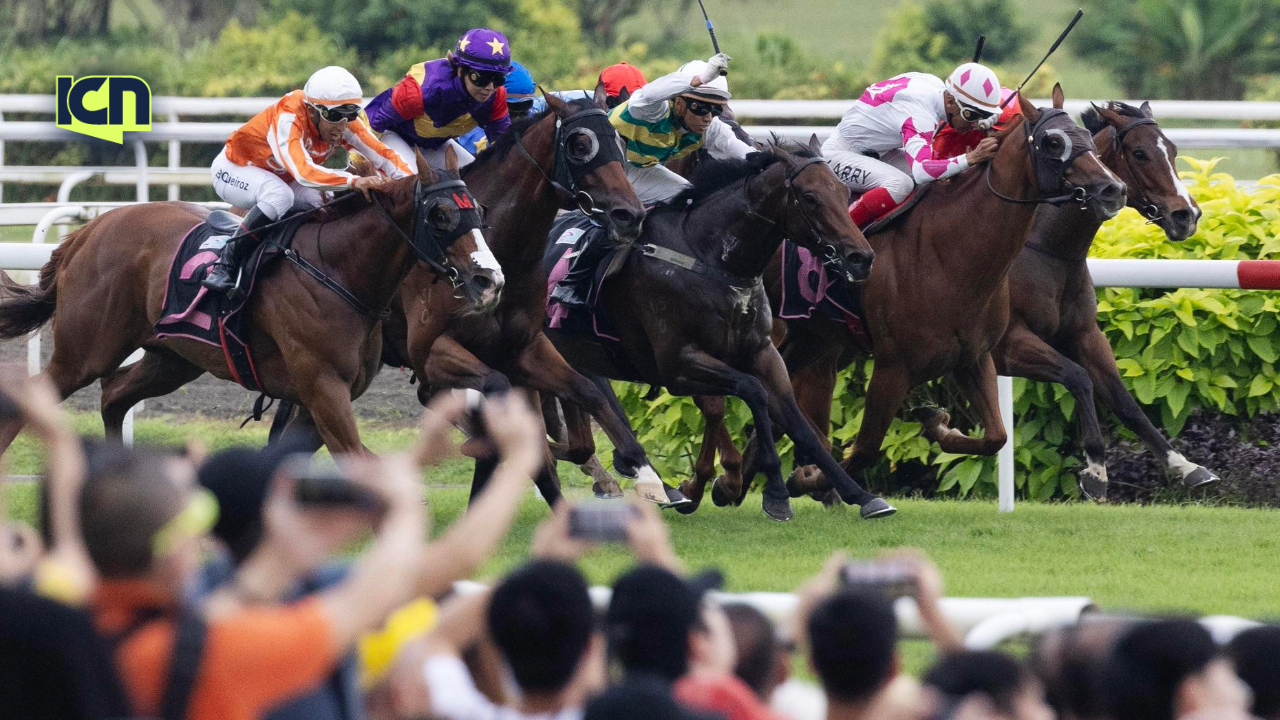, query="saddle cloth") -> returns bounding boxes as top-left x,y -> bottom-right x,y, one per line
778,241 -> 873,351
155,210 -> 308,392
543,212 -> 623,343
